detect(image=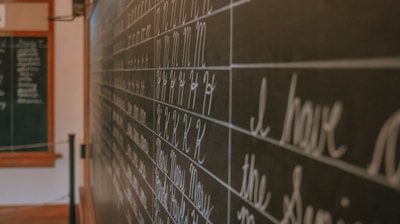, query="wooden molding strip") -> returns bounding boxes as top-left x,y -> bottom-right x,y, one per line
79,186 -> 96,224
0,152 -> 61,167
0,204 -> 79,223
